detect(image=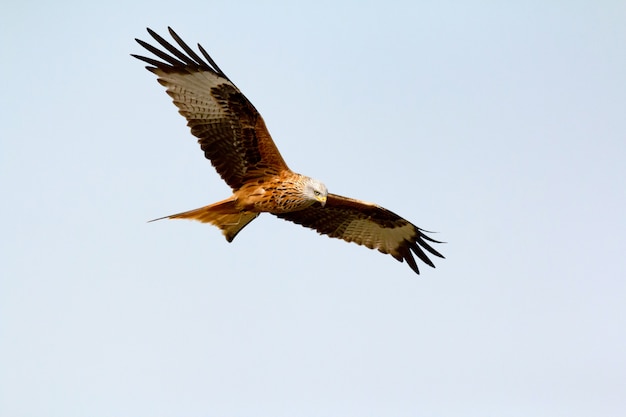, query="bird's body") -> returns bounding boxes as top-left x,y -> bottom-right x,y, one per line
233,173 -> 327,214
162,172 -> 326,242
133,27 -> 444,275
